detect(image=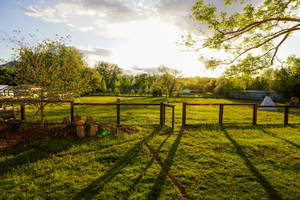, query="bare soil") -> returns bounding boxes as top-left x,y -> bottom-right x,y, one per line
0,121 -> 138,150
